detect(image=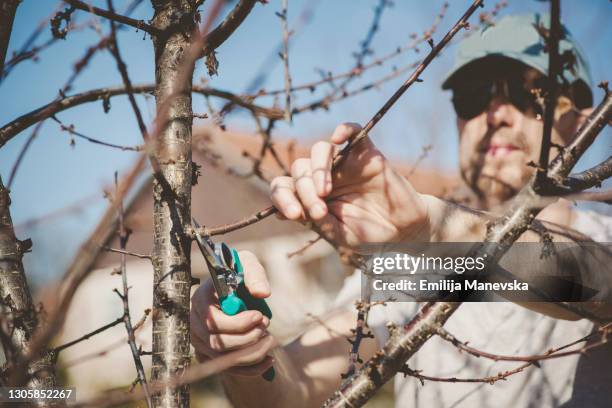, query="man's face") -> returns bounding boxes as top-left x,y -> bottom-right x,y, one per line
452,61 -> 580,207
